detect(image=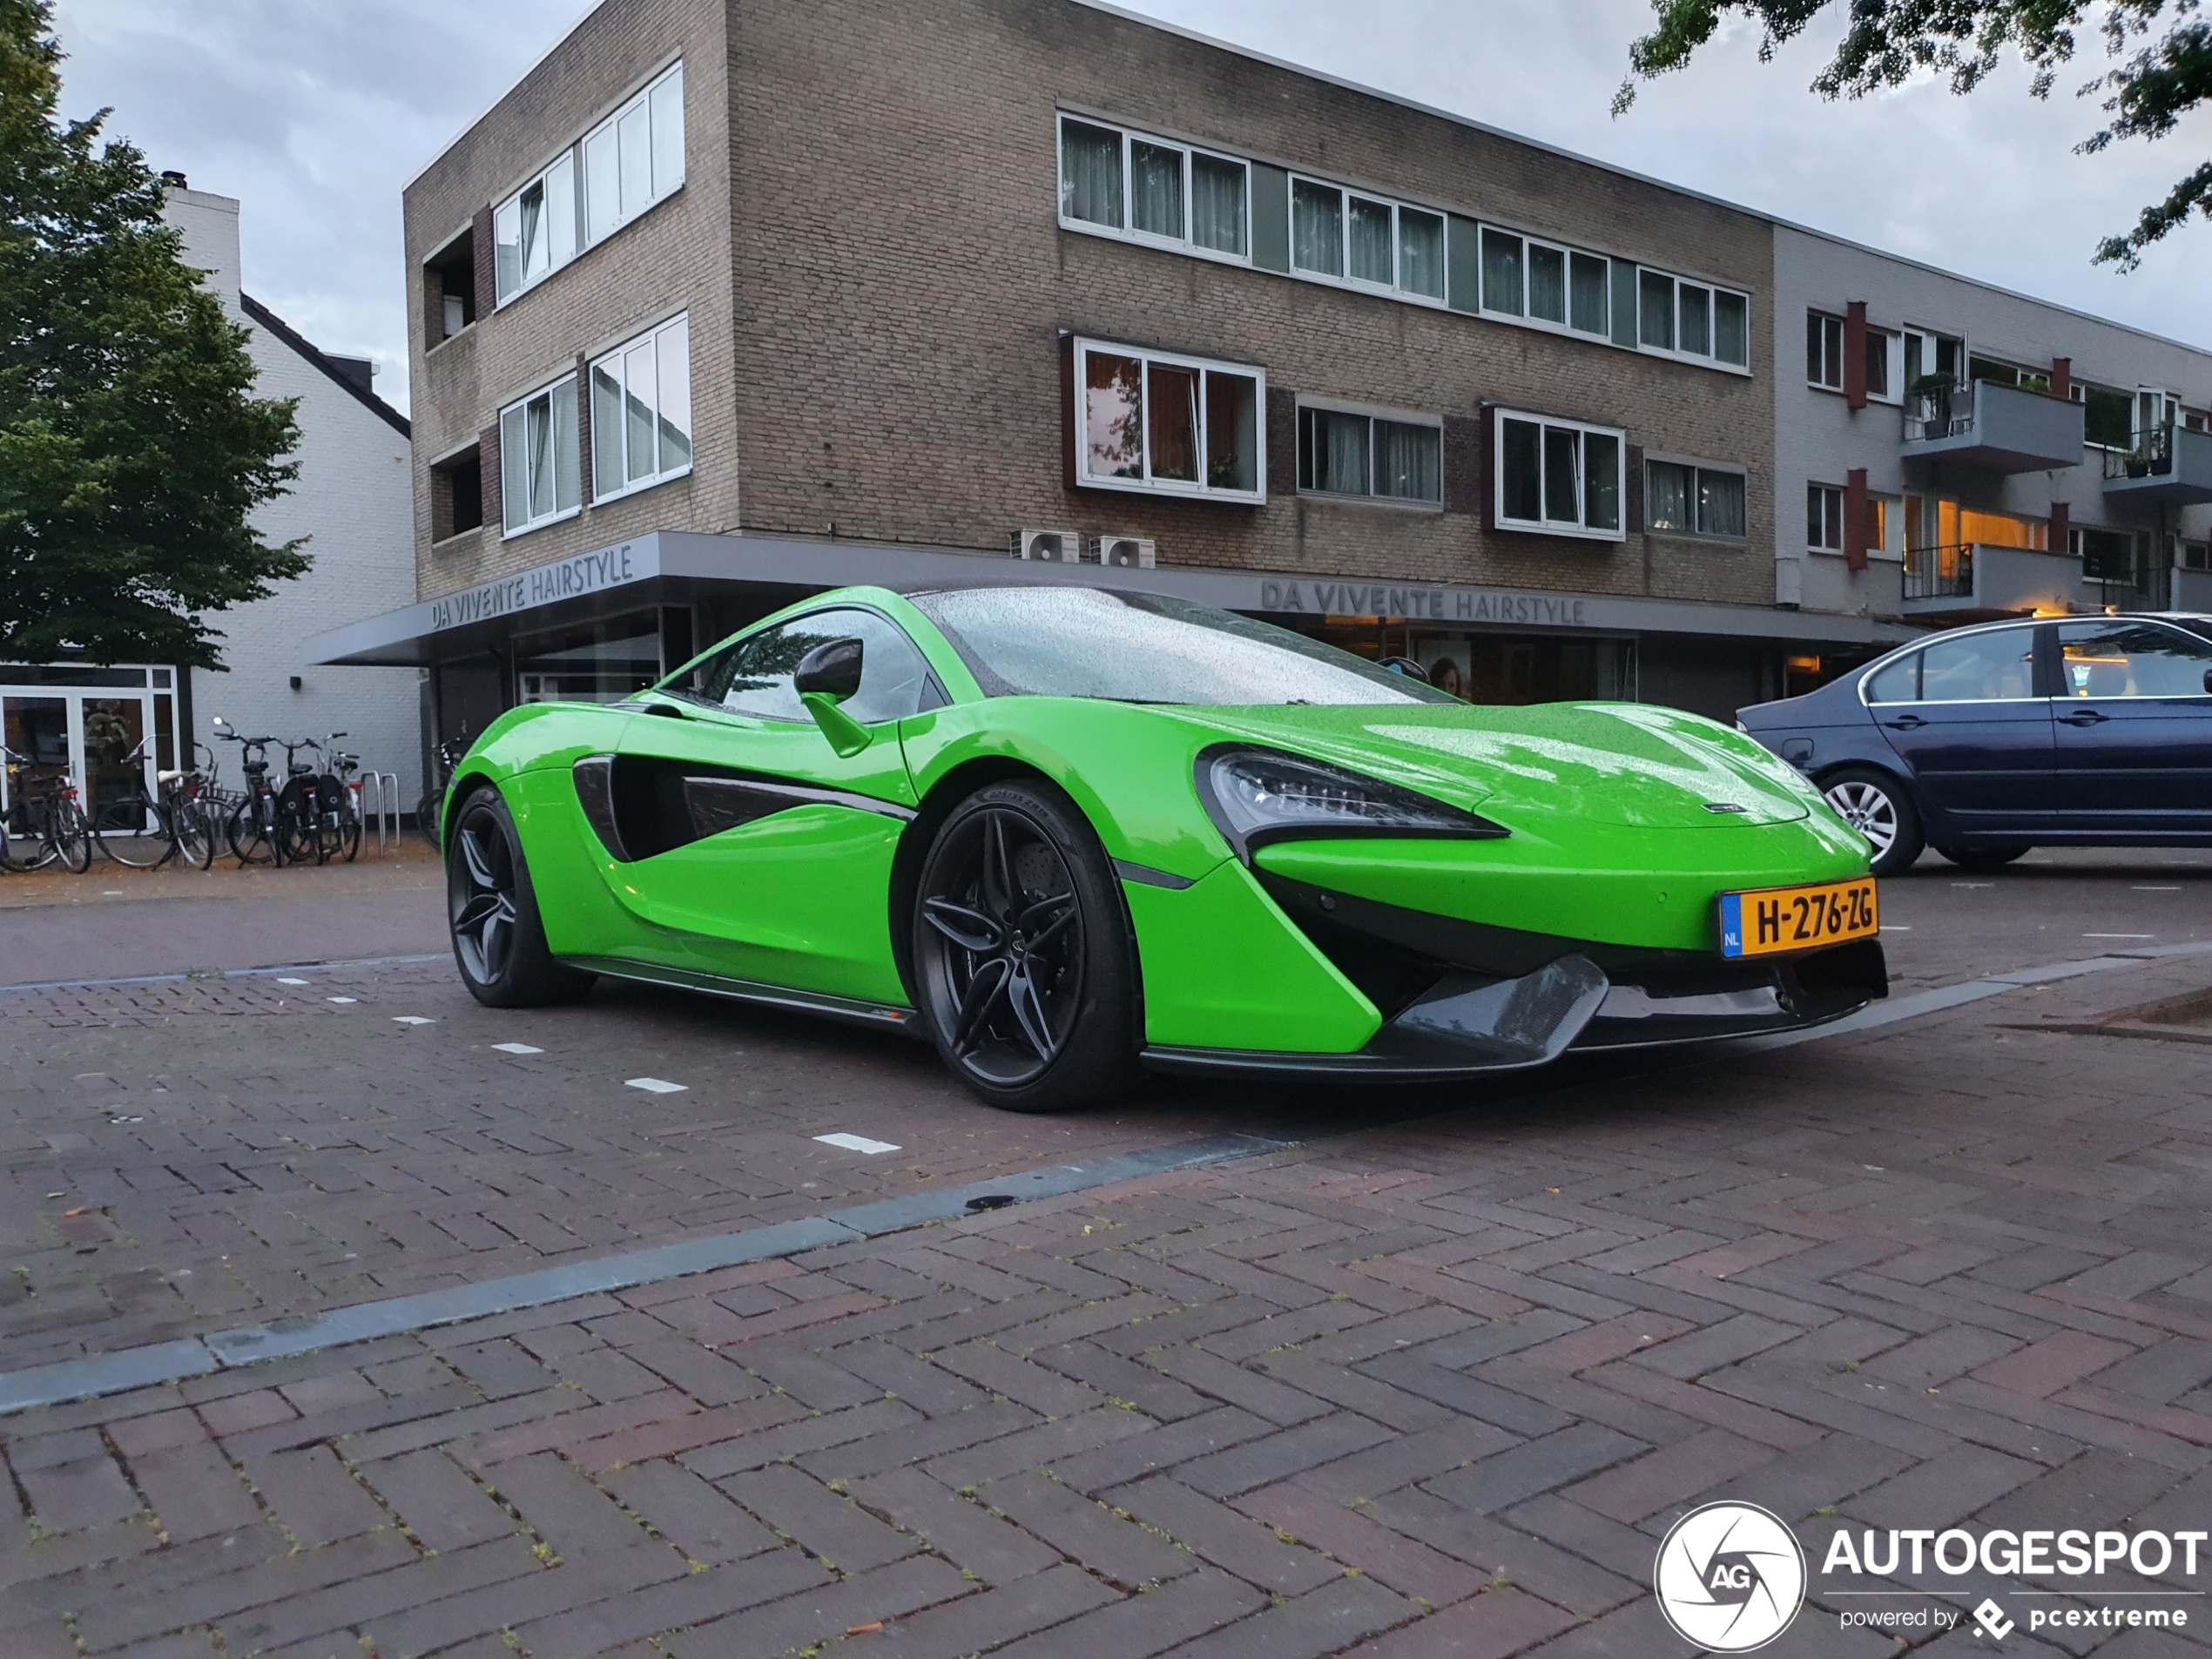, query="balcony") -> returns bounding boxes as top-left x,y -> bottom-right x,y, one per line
2103,422 -> 2212,507
1900,542 -> 2083,618
2173,568 -> 2212,613
1900,379 -> 2086,474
